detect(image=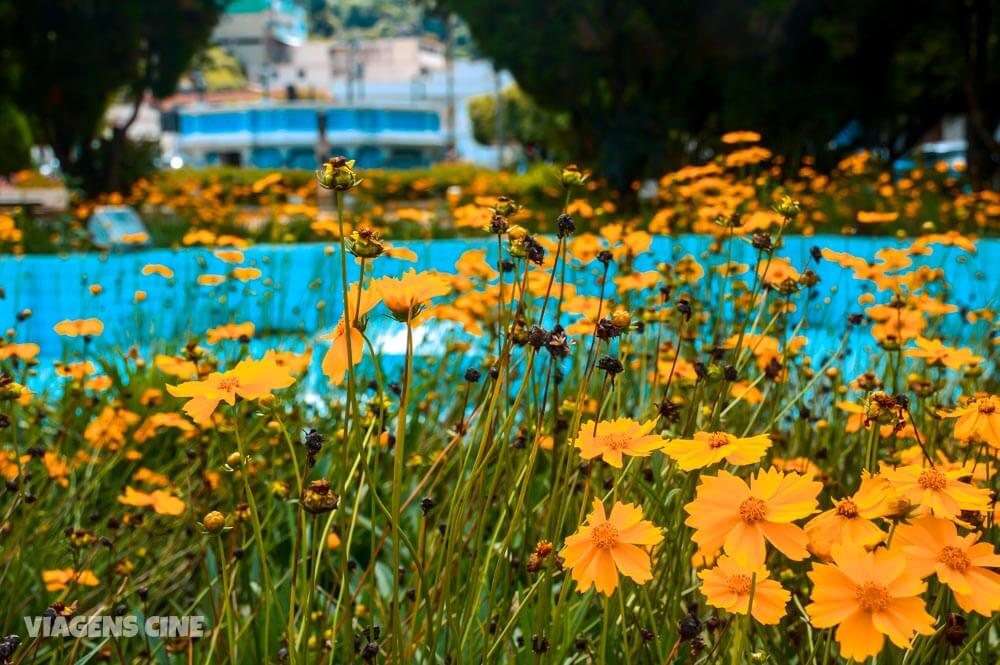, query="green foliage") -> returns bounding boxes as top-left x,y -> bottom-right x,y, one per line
307,0 -> 475,55
0,0 -> 226,195
441,0 -> 1000,188
0,101 -> 32,175
468,85 -> 571,160
190,46 -> 249,92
